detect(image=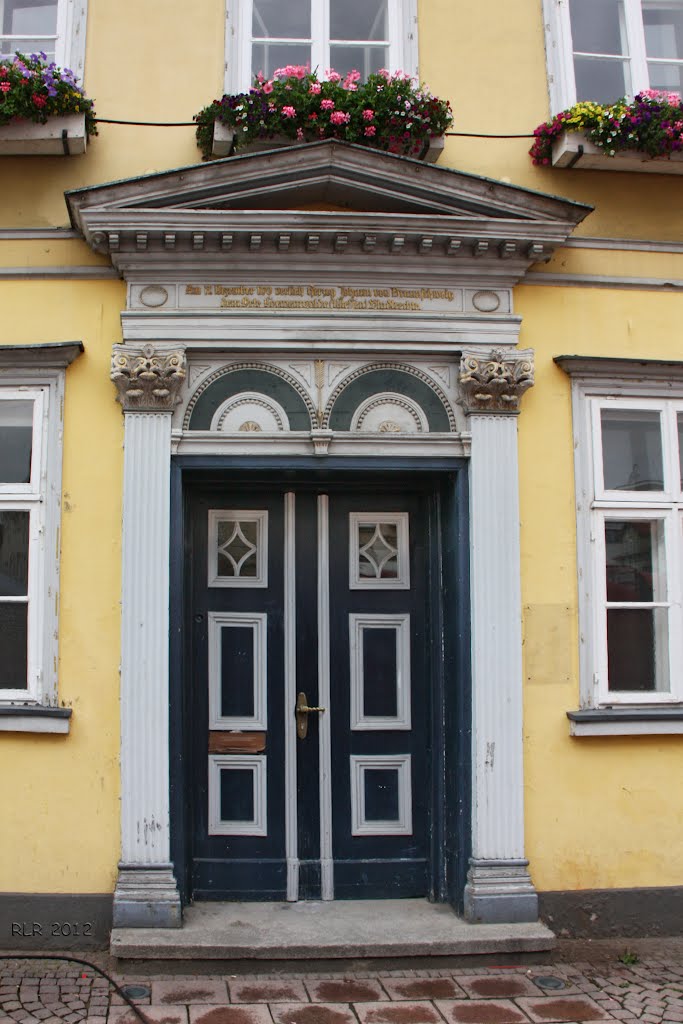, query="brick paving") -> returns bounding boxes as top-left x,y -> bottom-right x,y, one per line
0,955 -> 682,1024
